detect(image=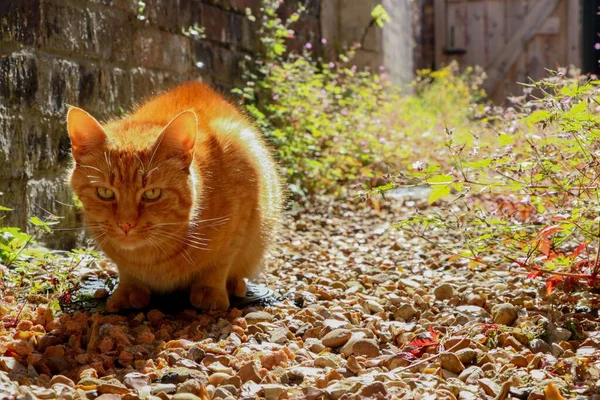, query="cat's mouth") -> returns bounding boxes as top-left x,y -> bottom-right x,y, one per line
112,233 -> 146,250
